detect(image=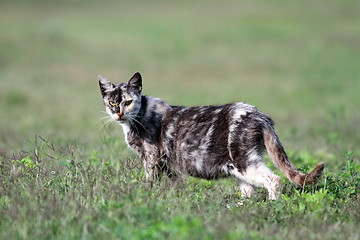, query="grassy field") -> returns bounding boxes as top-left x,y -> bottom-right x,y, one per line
0,0 -> 359,239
